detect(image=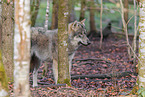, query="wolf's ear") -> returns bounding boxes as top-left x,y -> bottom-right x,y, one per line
71,20 -> 78,31
81,19 -> 86,24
